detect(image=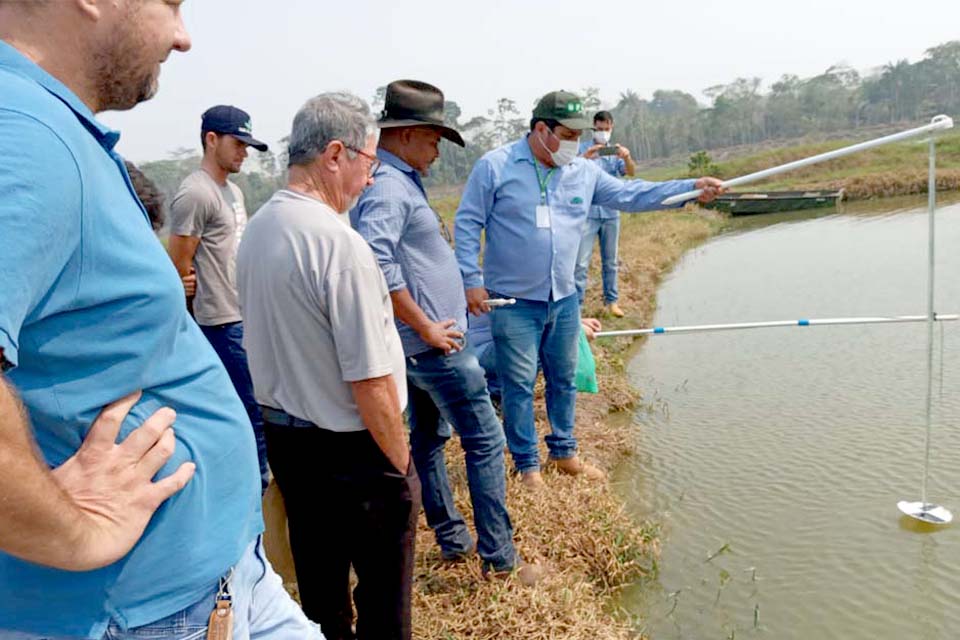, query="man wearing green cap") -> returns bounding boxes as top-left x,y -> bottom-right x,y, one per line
455,90 -> 722,487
